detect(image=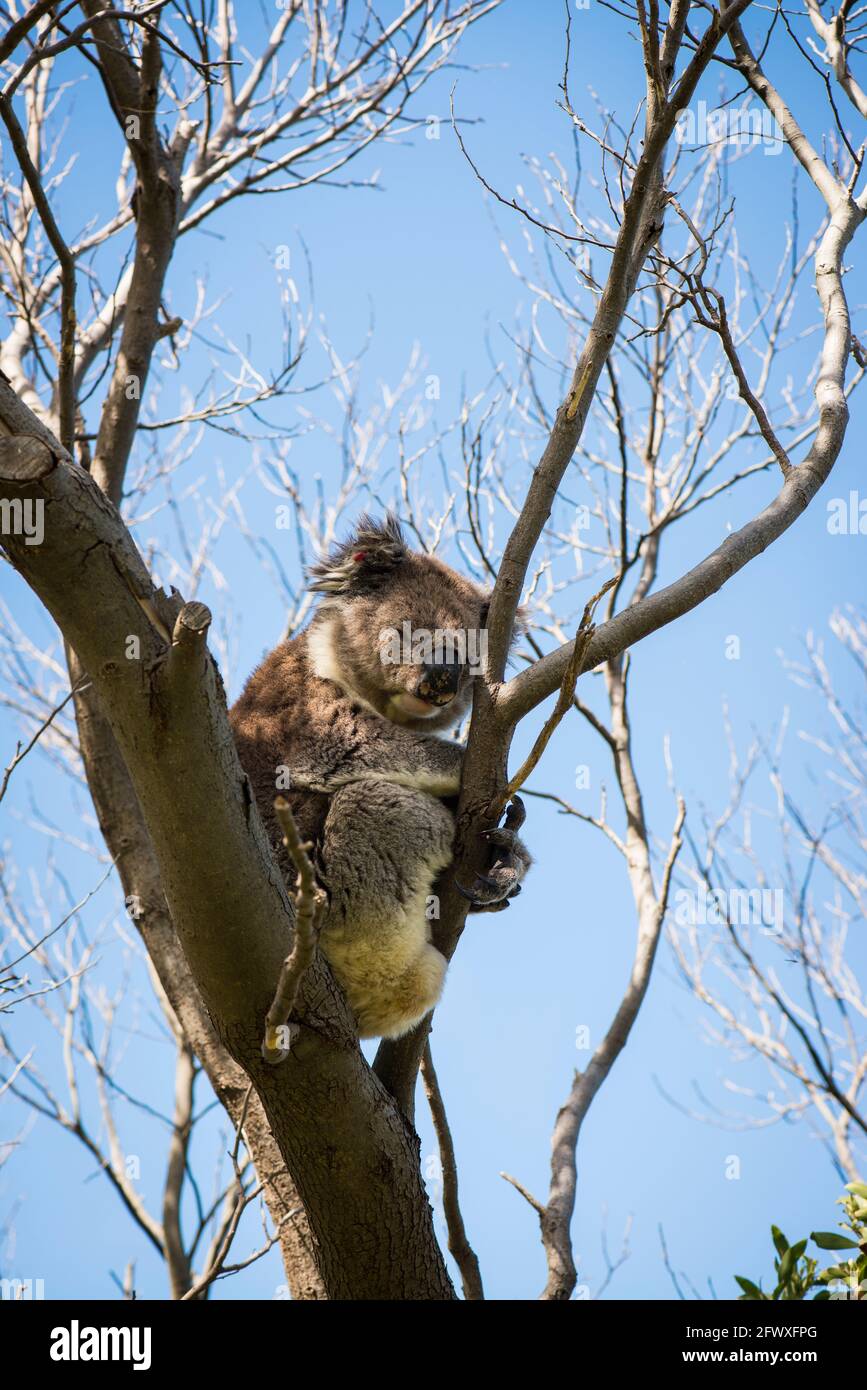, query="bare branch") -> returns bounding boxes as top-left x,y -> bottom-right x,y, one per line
261,798 -> 325,1065
420,1041 -> 484,1301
